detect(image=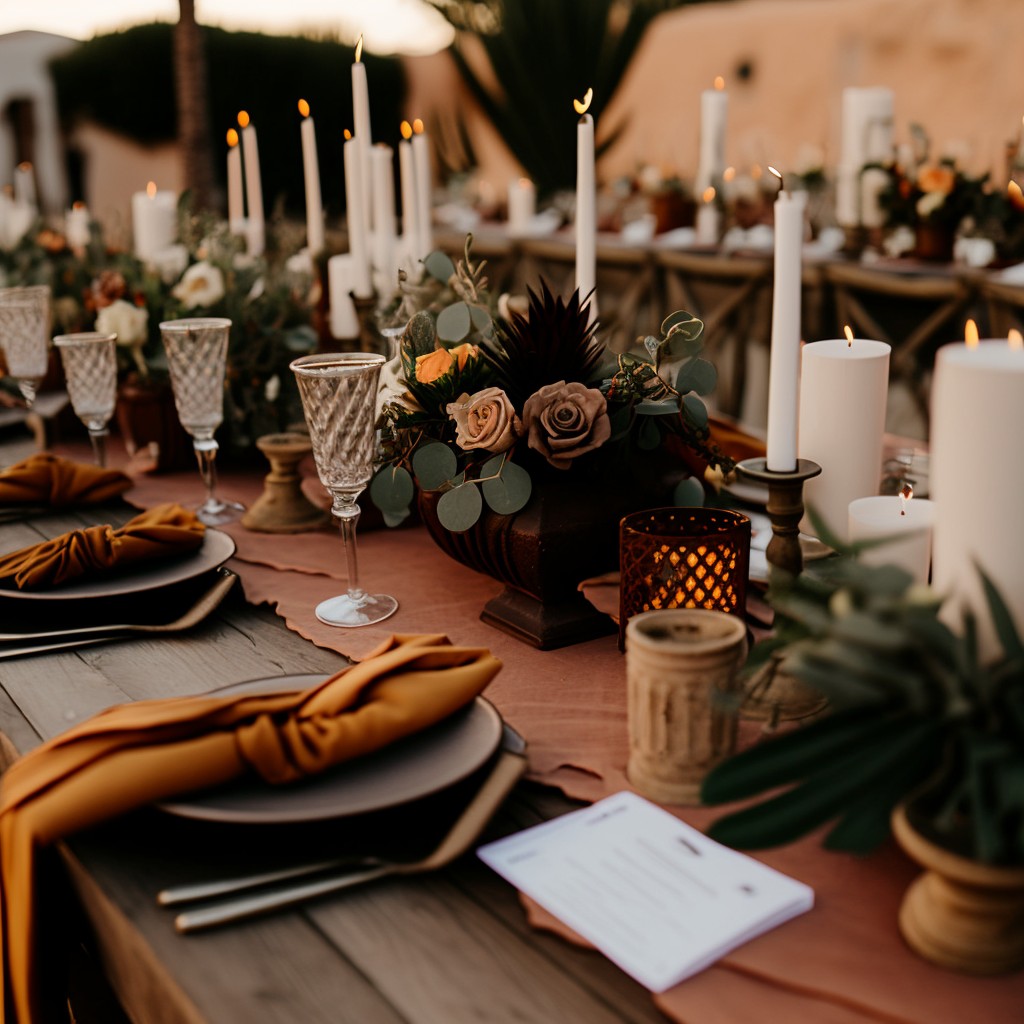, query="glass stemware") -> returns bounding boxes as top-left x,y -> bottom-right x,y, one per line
0,285 -> 51,407
290,352 -> 398,627
54,332 -> 118,467
160,317 -> 245,526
